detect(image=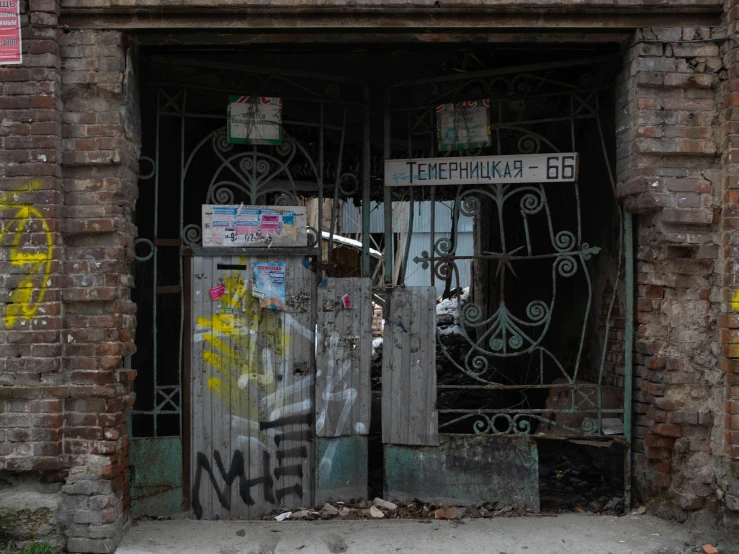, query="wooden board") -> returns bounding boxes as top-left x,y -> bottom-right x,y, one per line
382,286 -> 439,446
190,254 -> 315,520
315,278 -> 372,438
